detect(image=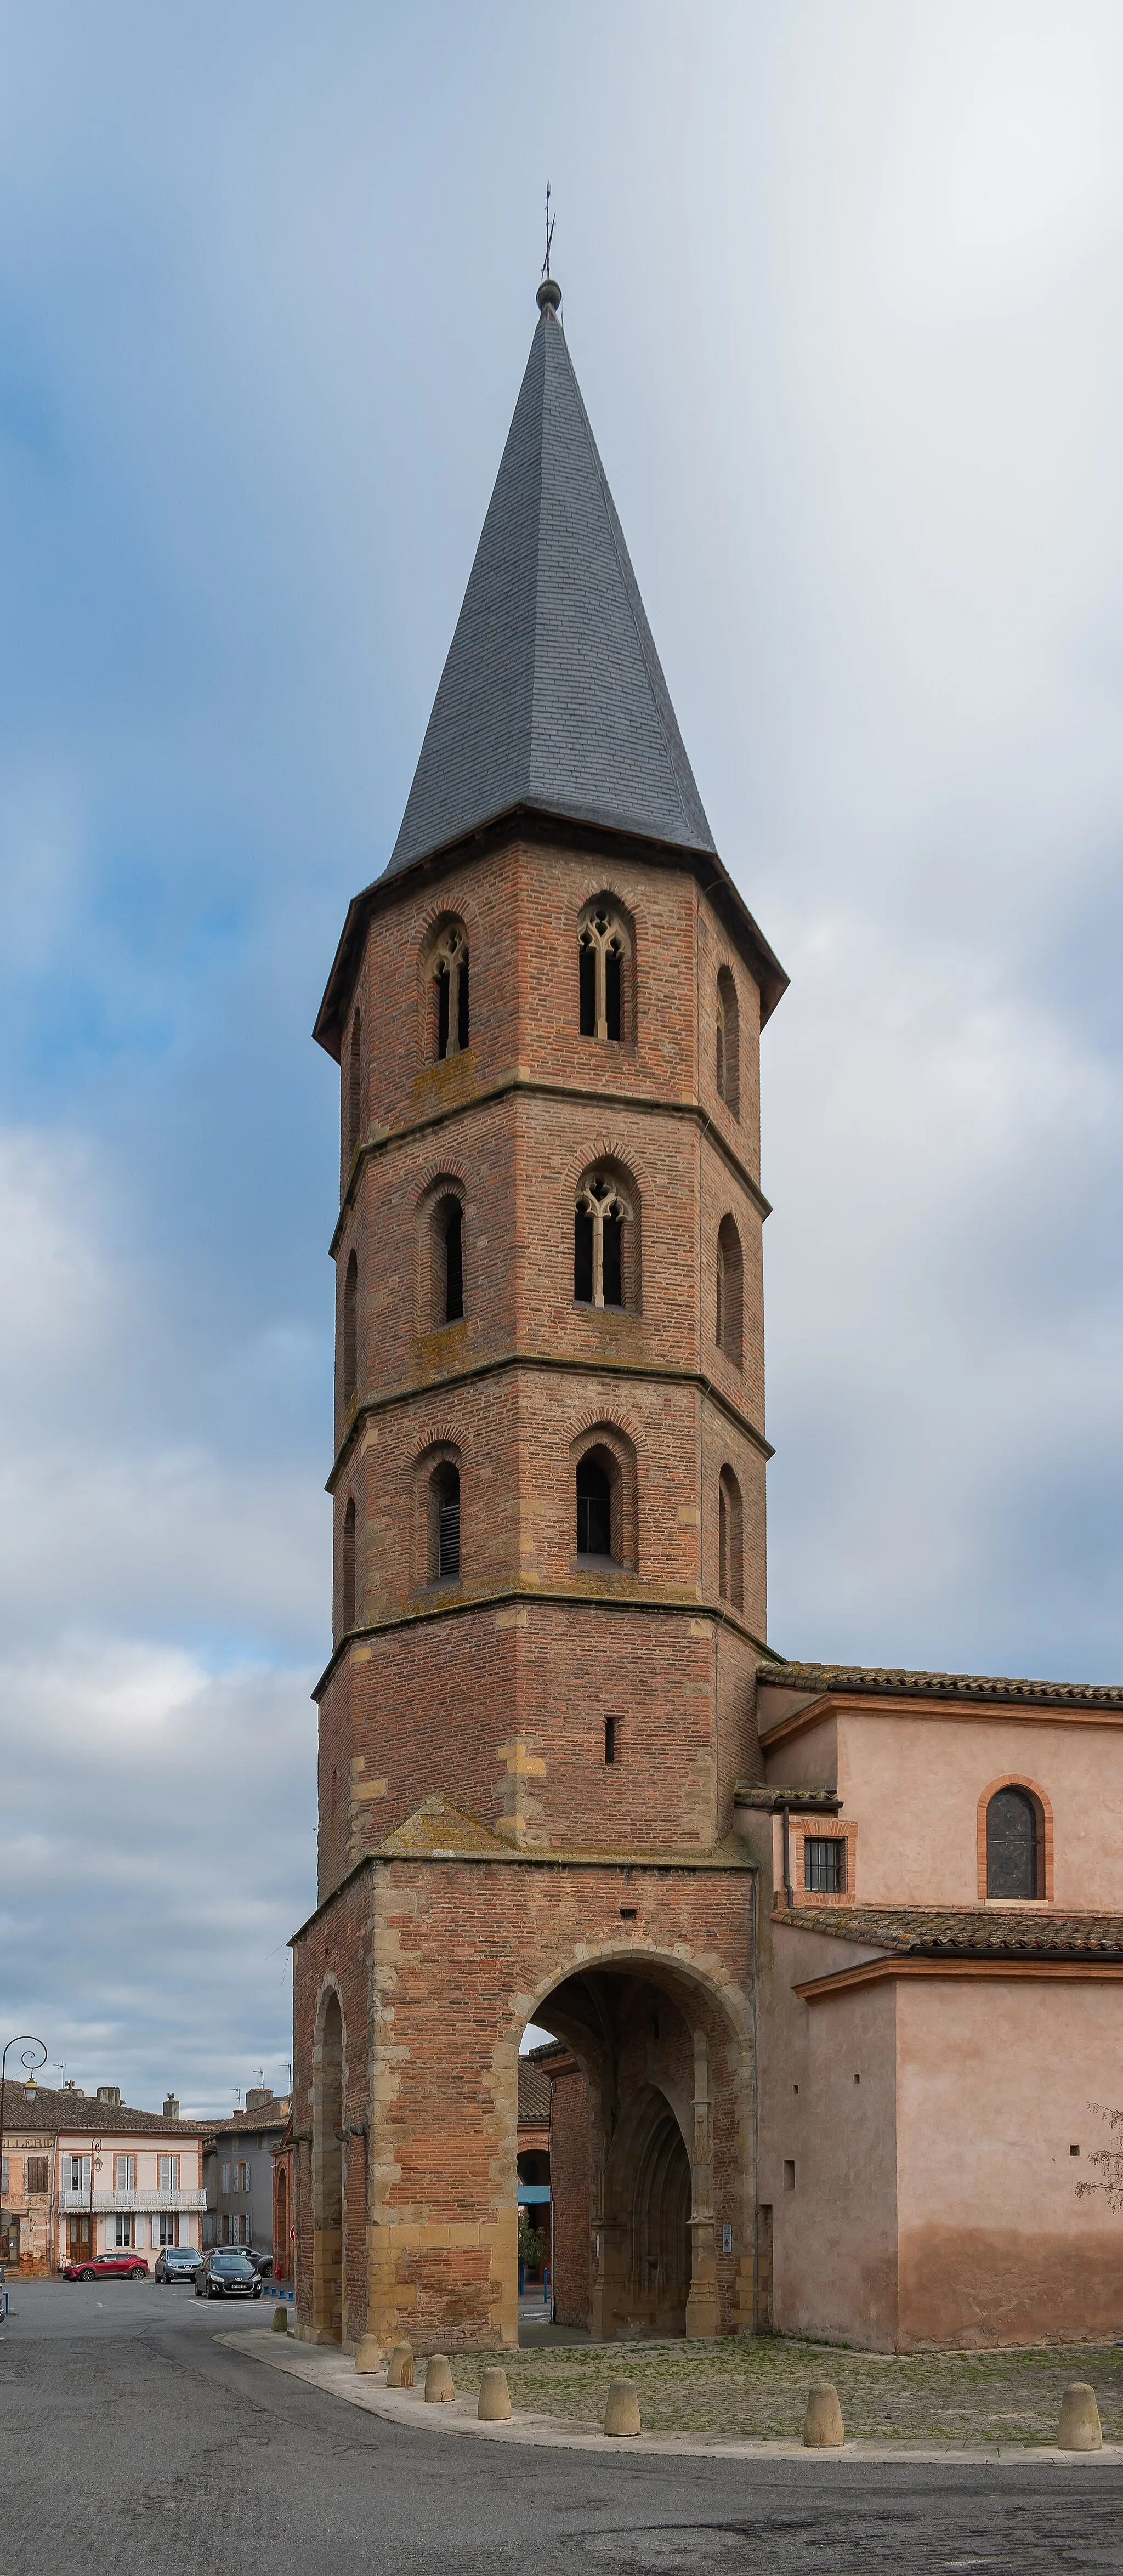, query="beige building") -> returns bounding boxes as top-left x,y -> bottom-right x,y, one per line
735,1663 -> 1123,2350
0,2084 -> 205,2276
